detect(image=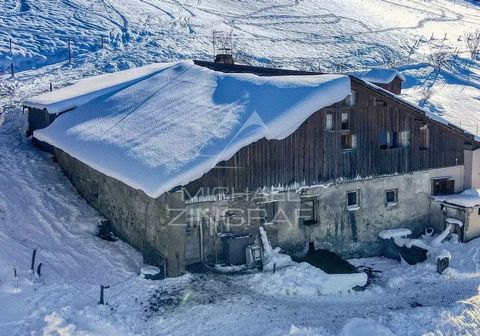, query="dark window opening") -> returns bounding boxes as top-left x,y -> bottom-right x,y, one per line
432,178 -> 455,195
386,189 -> 398,205
347,190 -> 359,208
420,124 -> 429,150
341,113 -> 350,130
342,134 -> 357,150
263,202 -> 277,224
300,199 -> 317,225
